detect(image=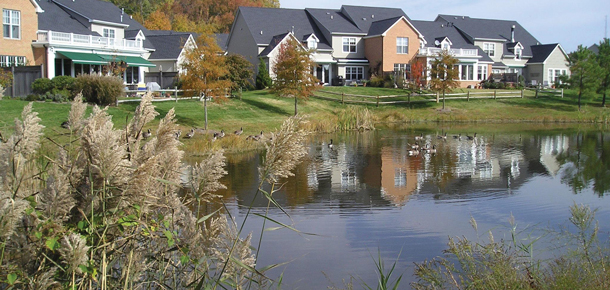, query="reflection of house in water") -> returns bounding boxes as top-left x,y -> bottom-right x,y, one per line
380,147 -> 420,206
308,143 -> 362,192
540,135 -> 569,176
